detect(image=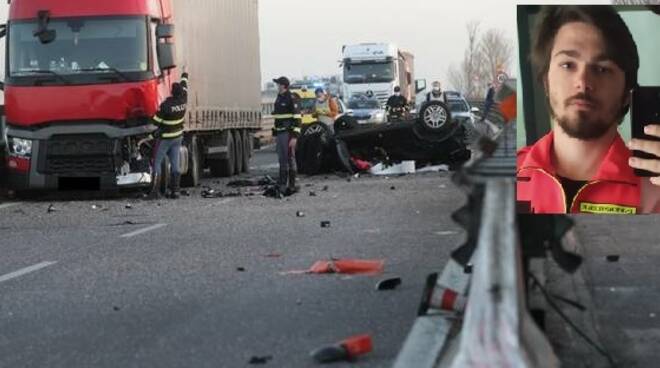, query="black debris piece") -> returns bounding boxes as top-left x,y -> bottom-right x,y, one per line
376,277 -> 402,290
296,211 -> 305,218
310,345 -> 348,363
125,204 -> 133,209
237,267 -> 246,272
322,186 -> 329,191
248,355 -> 273,365
113,306 -> 121,311
390,186 -> 396,190
201,188 -> 242,198
321,221 -> 331,228
180,190 -> 191,197
464,264 -> 473,274
47,204 -> 56,213
248,355 -> 273,364
309,191 -> 317,197
606,255 -> 620,263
